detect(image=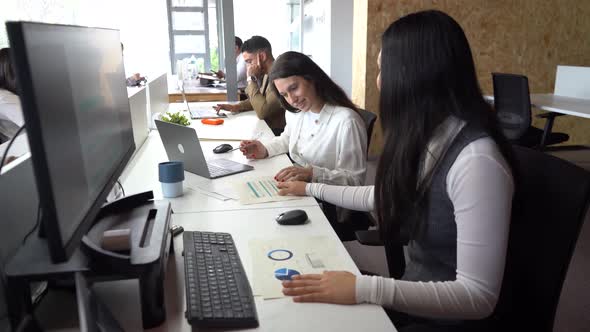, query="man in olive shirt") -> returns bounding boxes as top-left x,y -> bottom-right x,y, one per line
214,36 -> 286,136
